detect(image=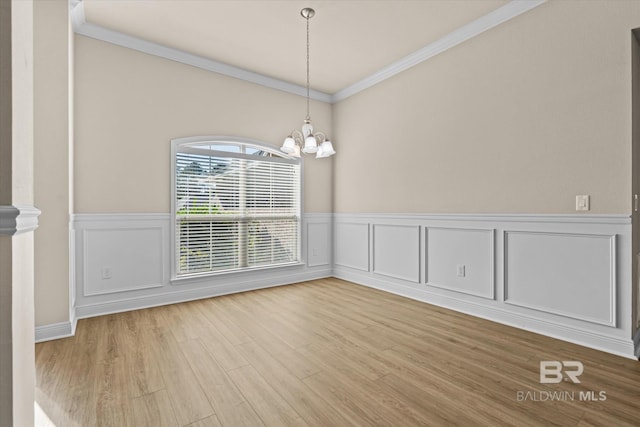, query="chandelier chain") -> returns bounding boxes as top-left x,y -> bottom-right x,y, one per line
306,13 -> 310,120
